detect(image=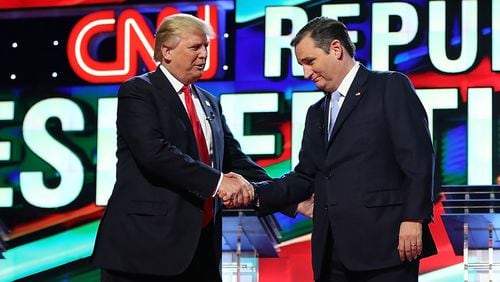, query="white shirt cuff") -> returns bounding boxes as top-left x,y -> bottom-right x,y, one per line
212,172 -> 224,197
